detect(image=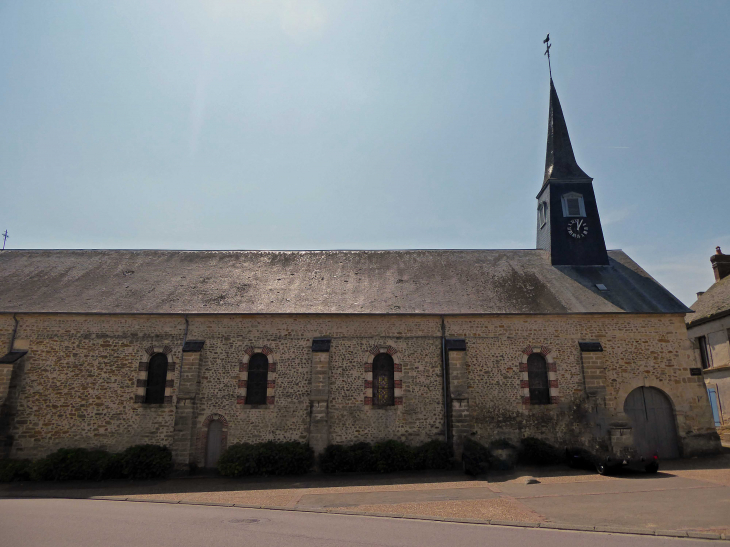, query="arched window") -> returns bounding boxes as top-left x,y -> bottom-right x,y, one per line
246,353 -> 269,405
537,201 -> 548,227
372,353 -> 395,406
145,353 -> 168,404
527,353 -> 550,405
